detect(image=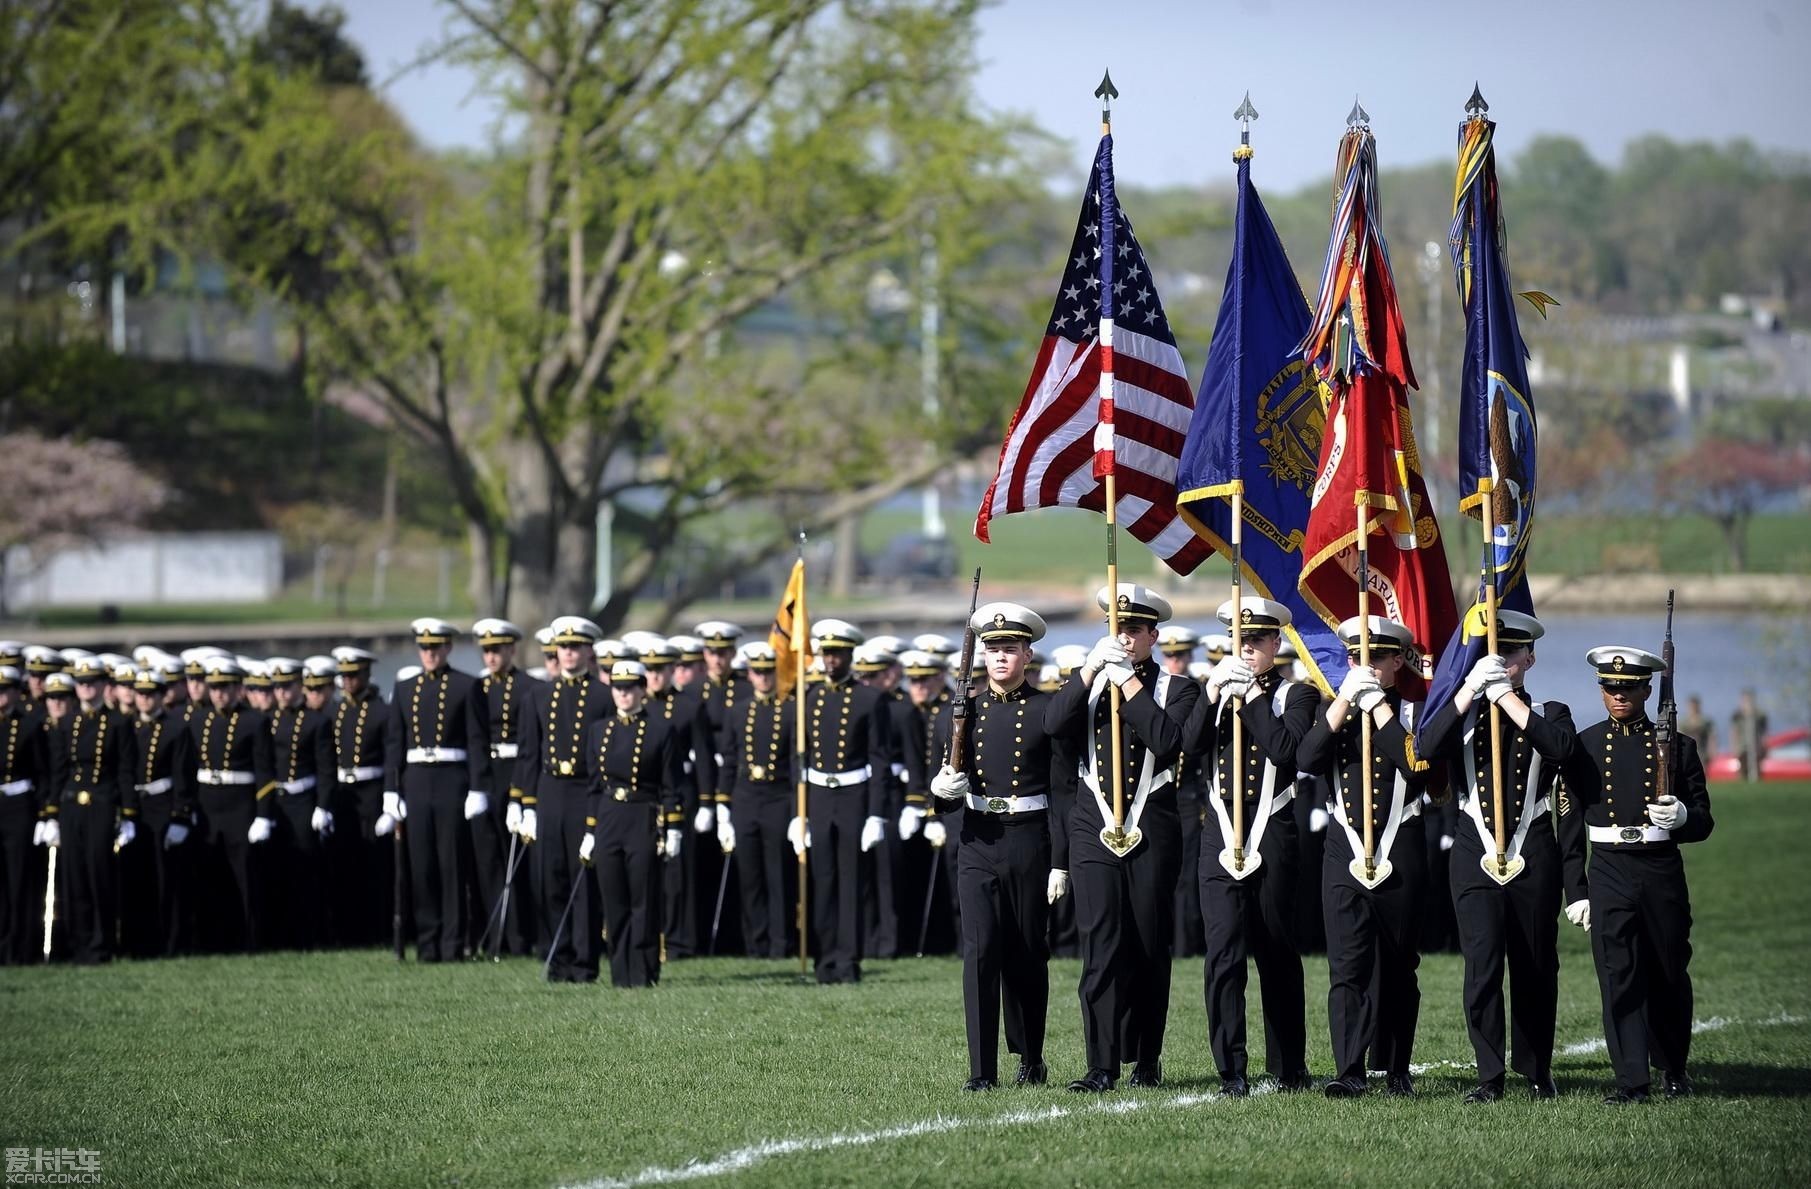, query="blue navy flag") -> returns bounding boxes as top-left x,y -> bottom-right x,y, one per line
1176,155 -> 1340,694
1421,116 -> 1540,738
